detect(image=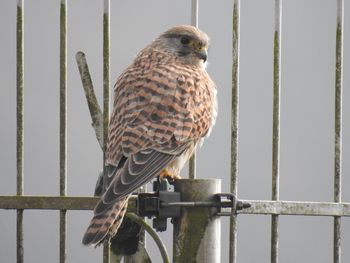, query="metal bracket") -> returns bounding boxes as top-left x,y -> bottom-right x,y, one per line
214,193 -> 251,216
137,180 -> 251,231
137,179 -> 180,232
